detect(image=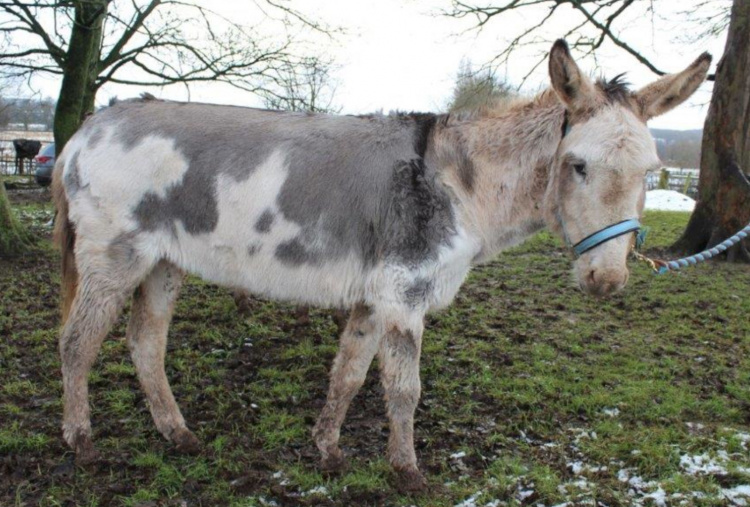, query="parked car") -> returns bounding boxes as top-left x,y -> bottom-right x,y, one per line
34,143 -> 55,186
